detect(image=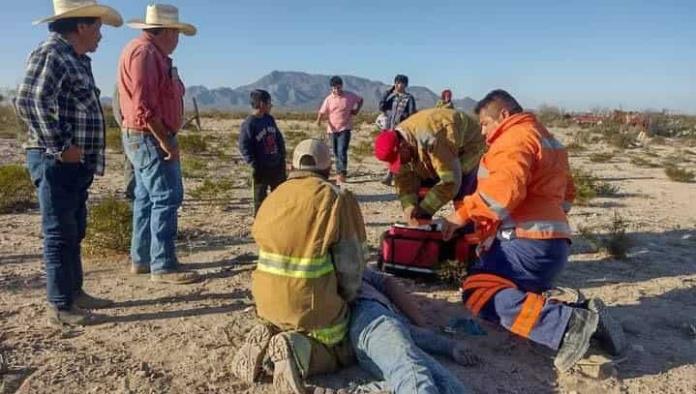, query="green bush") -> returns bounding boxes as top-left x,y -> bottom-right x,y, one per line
578,211 -> 632,260
189,178 -> 235,200
83,196 -> 132,256
664,165 -> 695,183
181,157 -> 207,178
178,133 -> 208,154
0,164 -> 36,213
572,167 -> 619,205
